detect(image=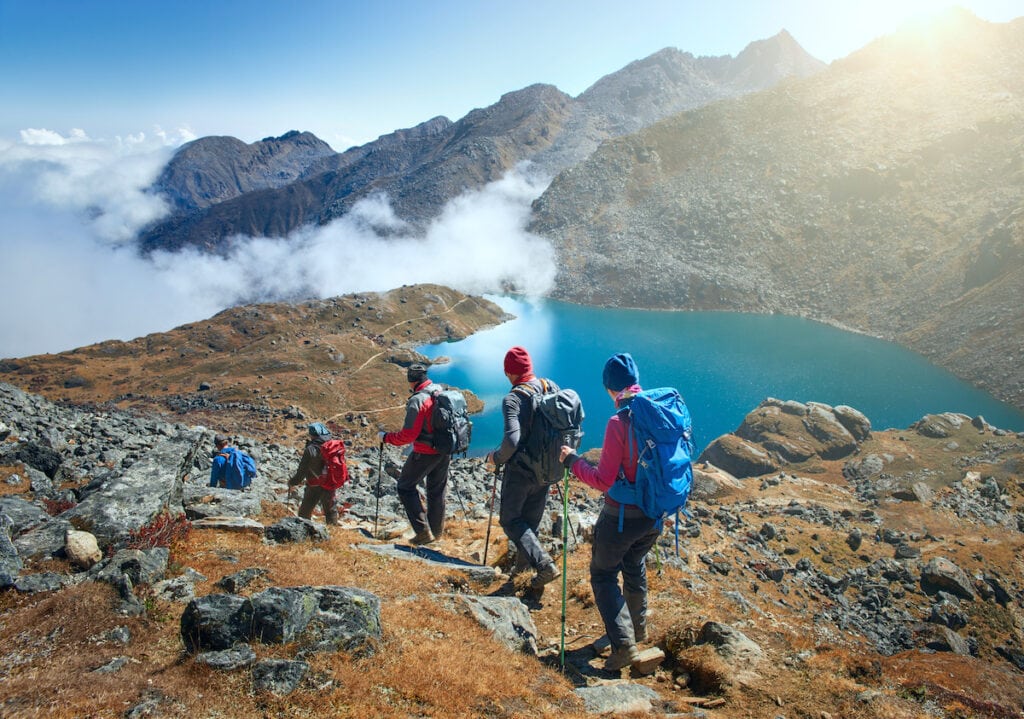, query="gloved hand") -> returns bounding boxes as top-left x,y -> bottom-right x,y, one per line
378,431 -> 387,443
